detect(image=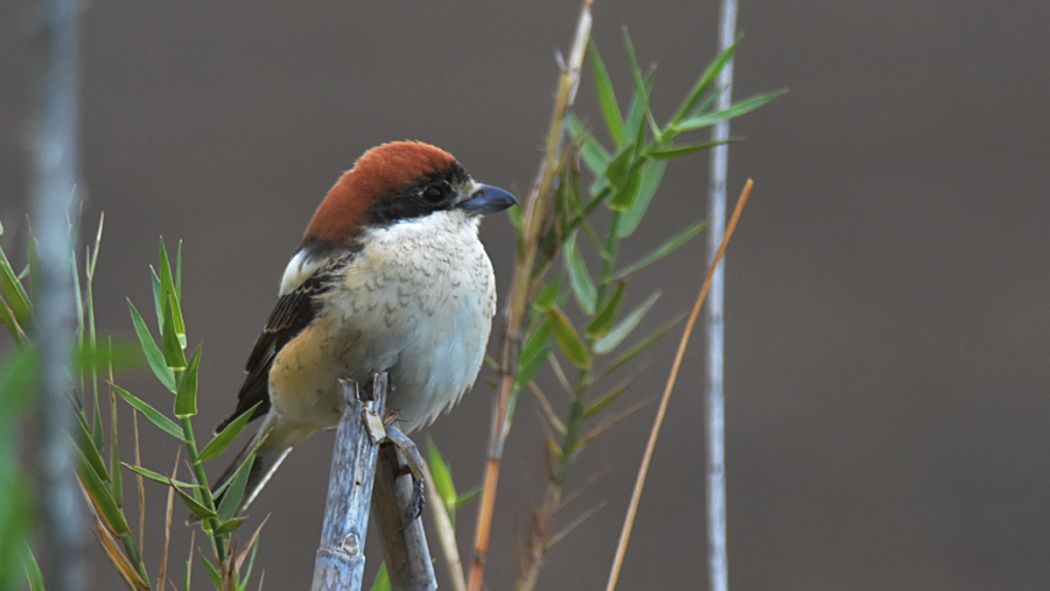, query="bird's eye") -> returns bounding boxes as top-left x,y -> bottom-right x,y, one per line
421,185 -> 447,203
